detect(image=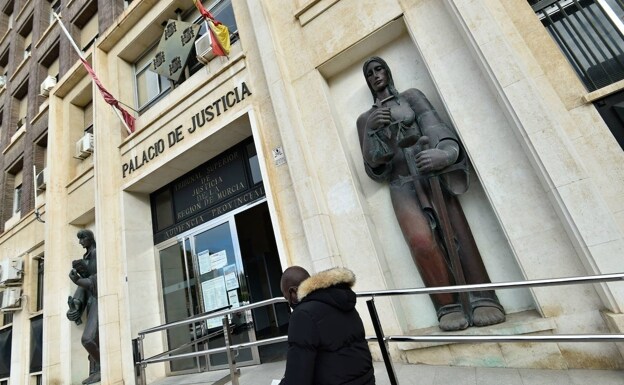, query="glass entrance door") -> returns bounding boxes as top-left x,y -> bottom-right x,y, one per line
157,215 -> 260,374
158,239 -> 199,373
192,219 -> 259,370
